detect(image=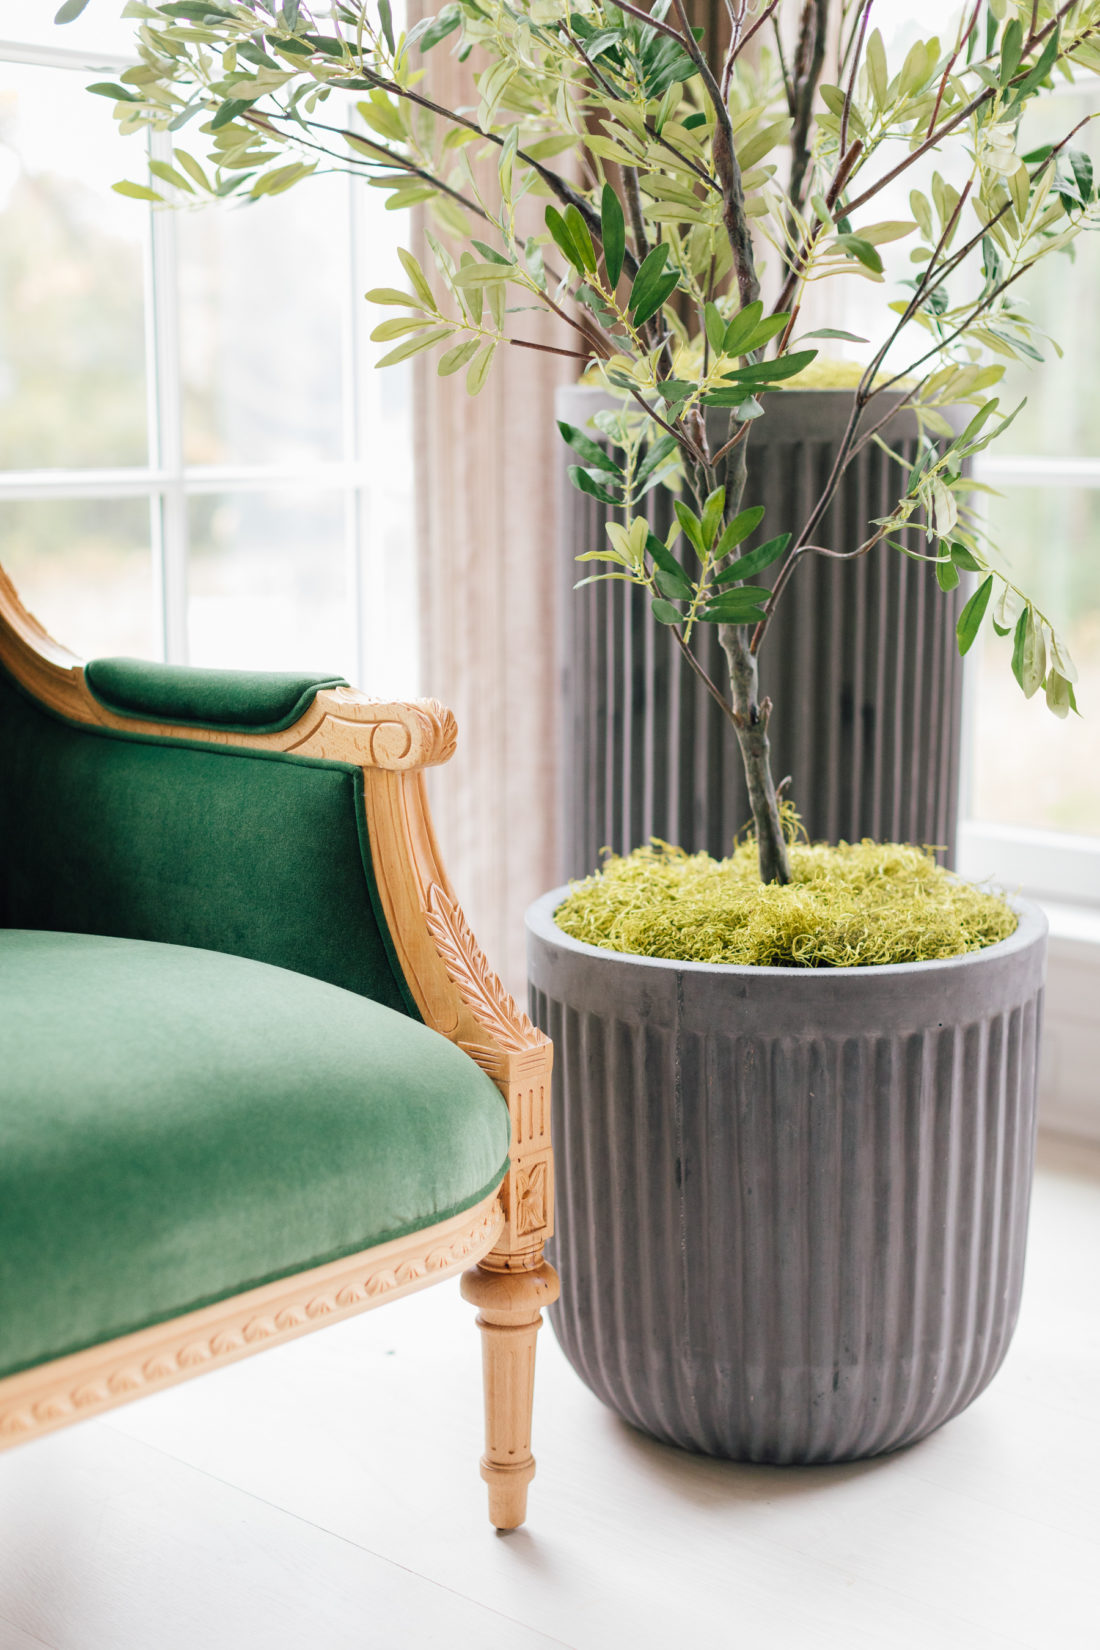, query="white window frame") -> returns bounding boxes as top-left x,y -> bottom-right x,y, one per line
949,69 -> 1100,935
958,455 -> 1100,1145
962,451 -> 1100,908
0,34 -> 413,693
